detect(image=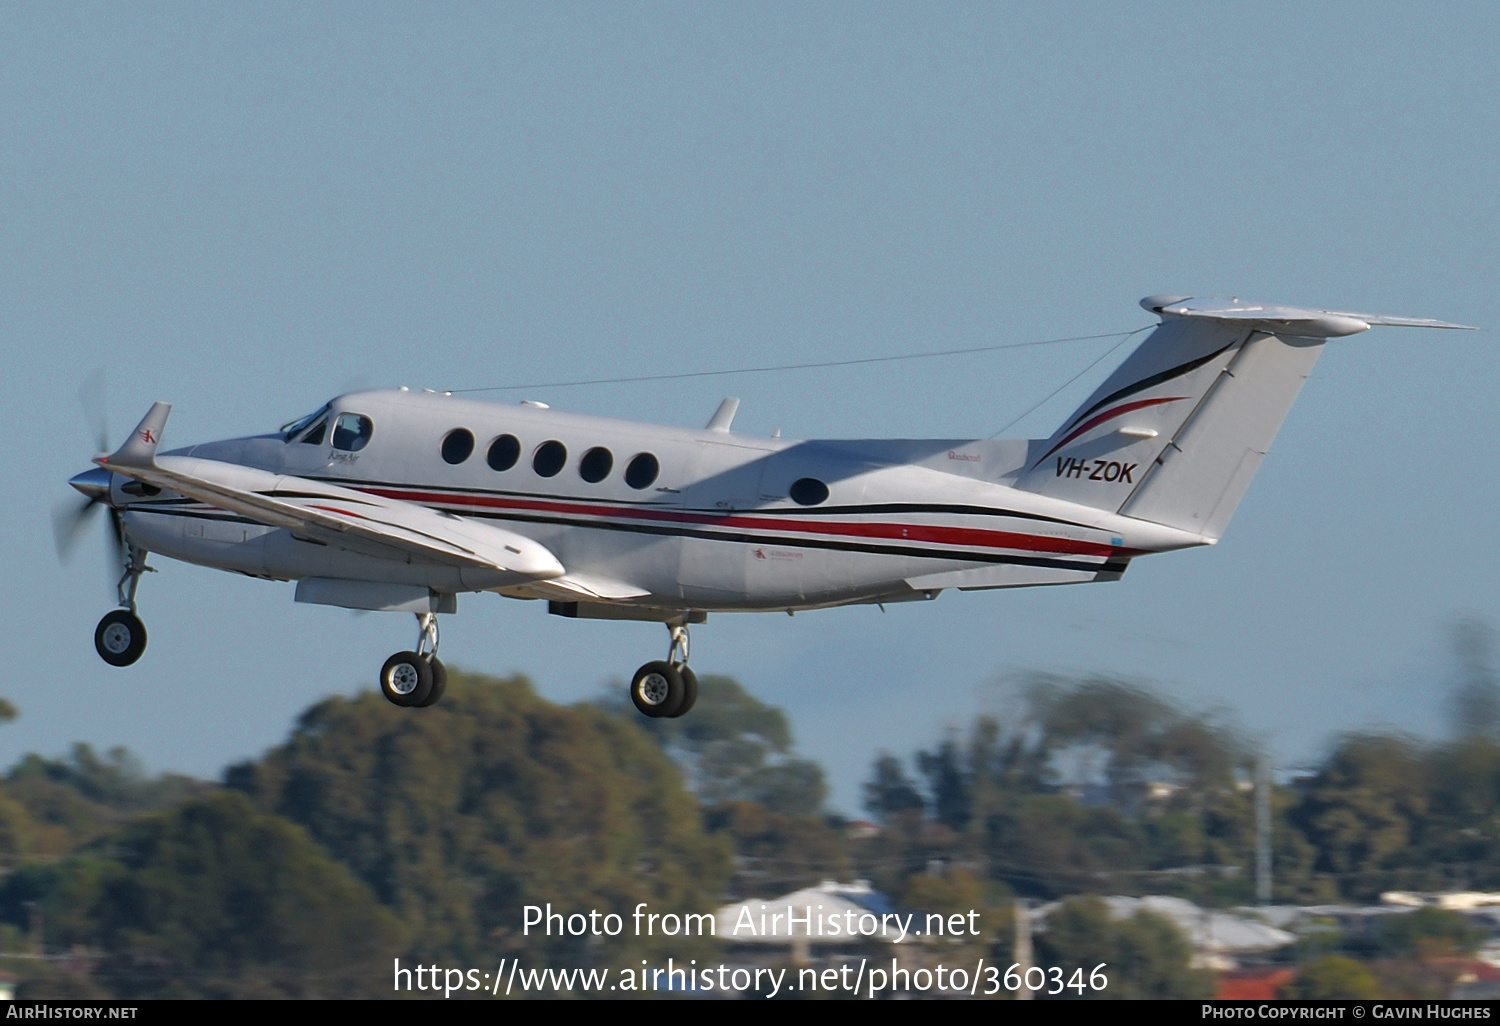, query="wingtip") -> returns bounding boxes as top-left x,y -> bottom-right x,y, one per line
104,401 -> 172,468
